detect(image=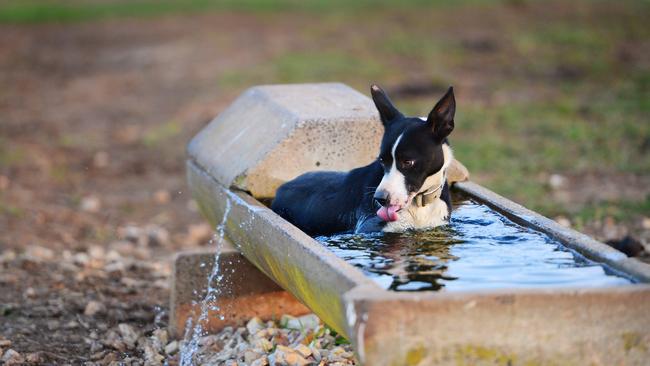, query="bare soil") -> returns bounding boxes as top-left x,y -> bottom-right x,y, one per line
0,4 -> 648,364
